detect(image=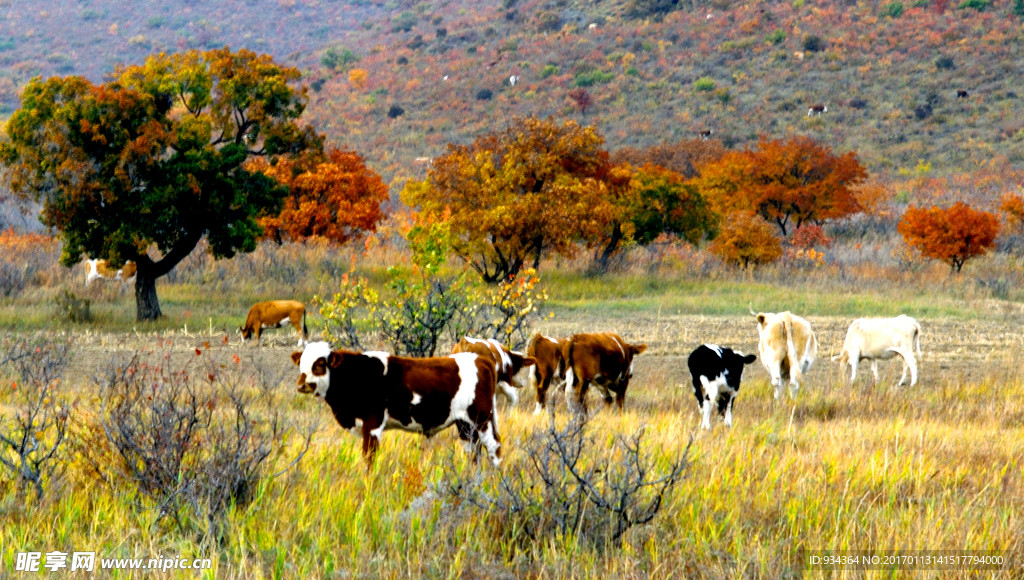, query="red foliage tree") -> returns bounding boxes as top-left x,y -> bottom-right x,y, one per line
254,148 -> 389,244
568,88 -> 594,115
897,202 -> 1000,273
692,136 -> 866,236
